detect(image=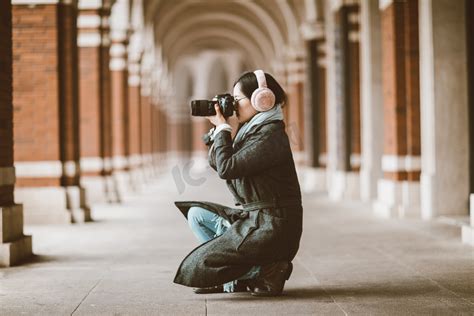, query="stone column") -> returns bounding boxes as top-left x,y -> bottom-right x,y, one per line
300,3 -> 328,193
110,0 -> 131,199
78,0 -> 109,203
127,57 -> 143,190
13,0 -> 90,224
99,3 -> 119,203
140,80 -> 153,180
418,0 -> 469,220
374,0 -> 421,218
0,0 -> 33,267
463,0 -> 474,245
326,0 -> 362,200
359,0 -> 383,202
150,96 -> 162,175
156,104 -> 168,172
